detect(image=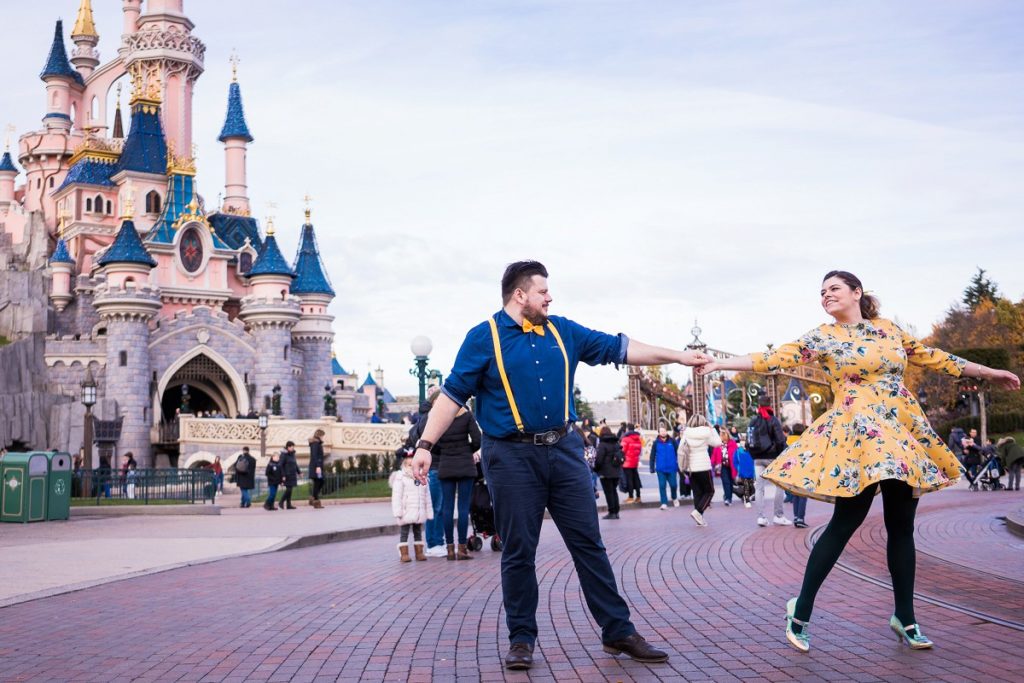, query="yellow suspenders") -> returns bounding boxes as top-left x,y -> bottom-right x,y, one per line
486,316 -> 570,433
